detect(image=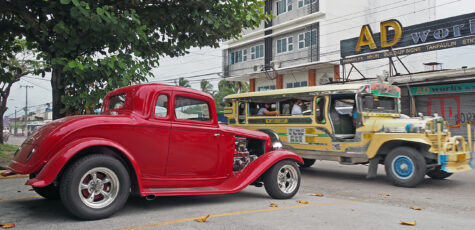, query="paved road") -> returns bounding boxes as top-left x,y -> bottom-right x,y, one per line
6,136 -> 26,146
1,161 -> 474,230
